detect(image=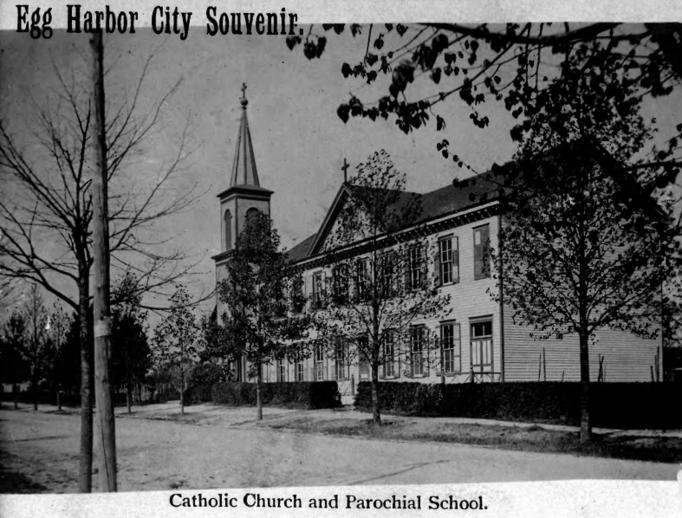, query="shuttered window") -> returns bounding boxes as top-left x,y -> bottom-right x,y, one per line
382,330 -> 399,378
410,326 -> 426,377
358,335 -> 370,381
314,344 -> 325,380
332,264 -> 349,304
354,258 -> 370,302
334,339 -> 350,380
407,246 -> 424,291
312,271 -> 325,308
437,236 -> 459,285
440,322 -> 461,374
473,224 -> 491,280
276,359 -> 286,382
294,360 -> 304,381
379,252 -> 396,297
